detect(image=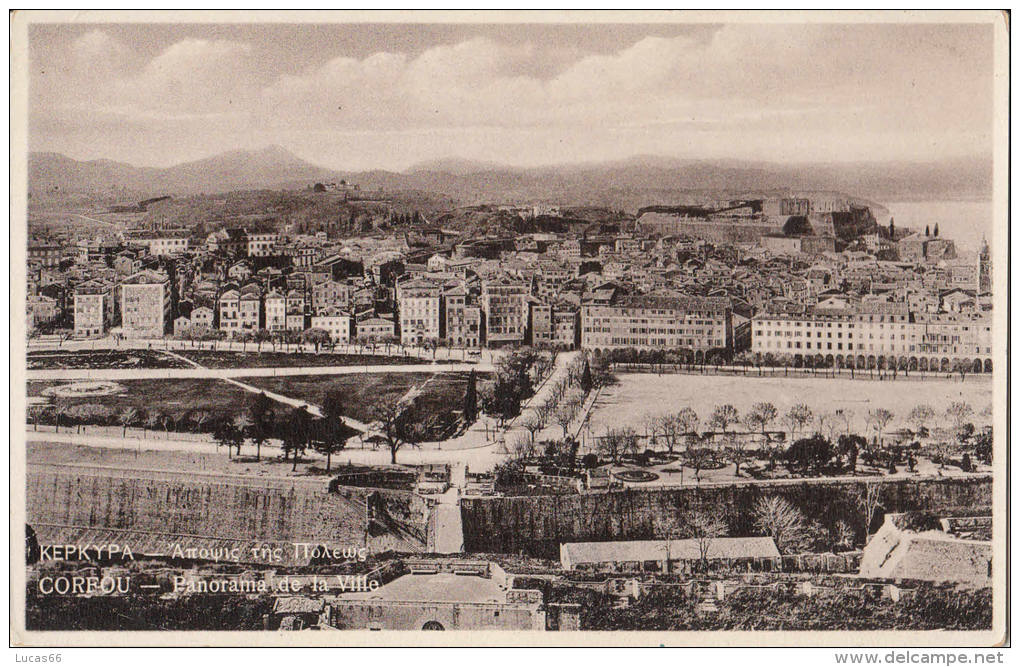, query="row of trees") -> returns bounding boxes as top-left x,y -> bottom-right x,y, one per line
682,484 -> 889,570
